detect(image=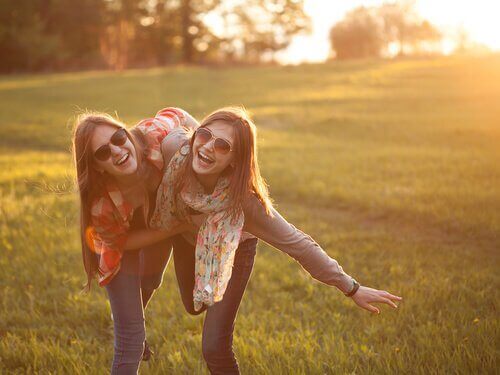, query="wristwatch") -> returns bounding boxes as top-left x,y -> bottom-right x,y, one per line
344,278 -> 360,297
